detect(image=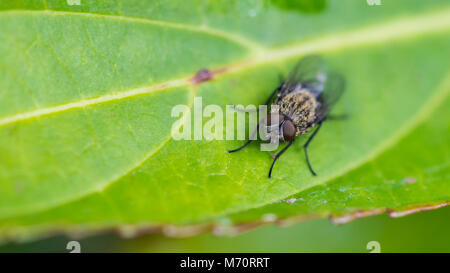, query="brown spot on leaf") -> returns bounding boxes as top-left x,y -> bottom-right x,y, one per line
191,69 -> 214,84
190,67 -> 229,84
